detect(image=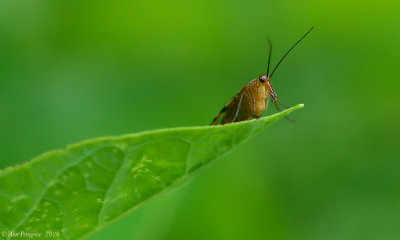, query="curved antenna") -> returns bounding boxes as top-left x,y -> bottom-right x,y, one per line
266,36 -> 273,76
270,26 -> 314,77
